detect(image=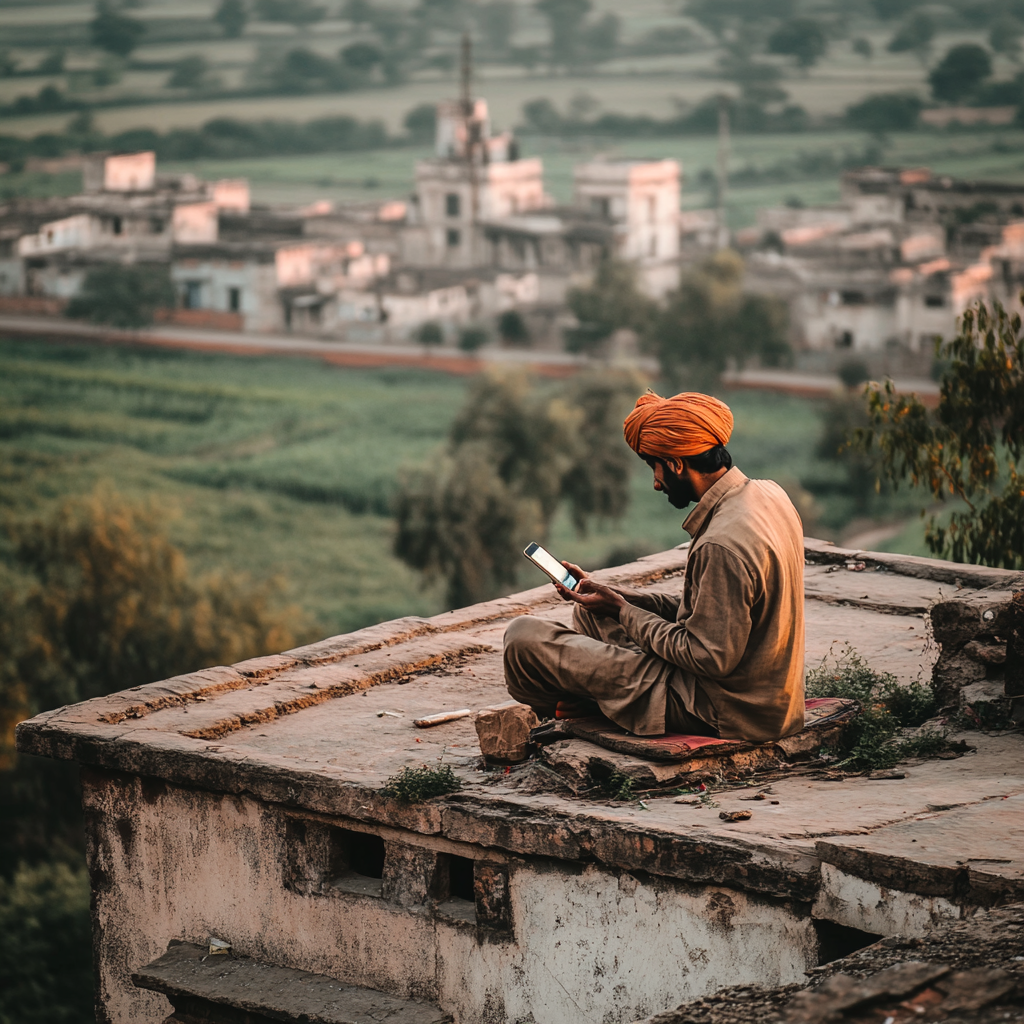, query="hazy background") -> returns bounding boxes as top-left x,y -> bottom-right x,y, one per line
2,0 -> 1020,1018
